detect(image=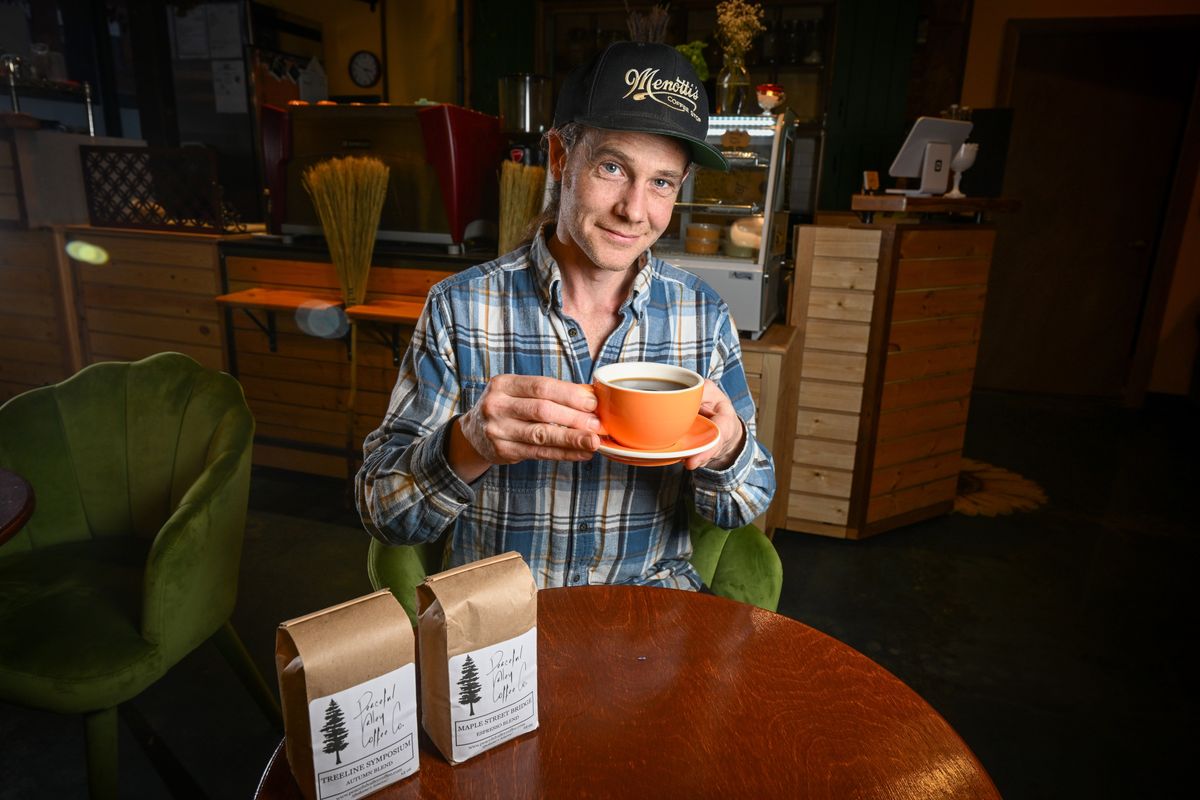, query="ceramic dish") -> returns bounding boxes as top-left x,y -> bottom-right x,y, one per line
597,416 -> 720,467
